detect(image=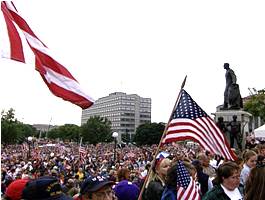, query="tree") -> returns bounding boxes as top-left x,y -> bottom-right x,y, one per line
47,124 -> 80,141
1,108 -> 37,144
244,88 -> 265,121
134,122 -> 165,145
81,116 -> 112,145
16,123 -> 37,143
1,108 -> 18,144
